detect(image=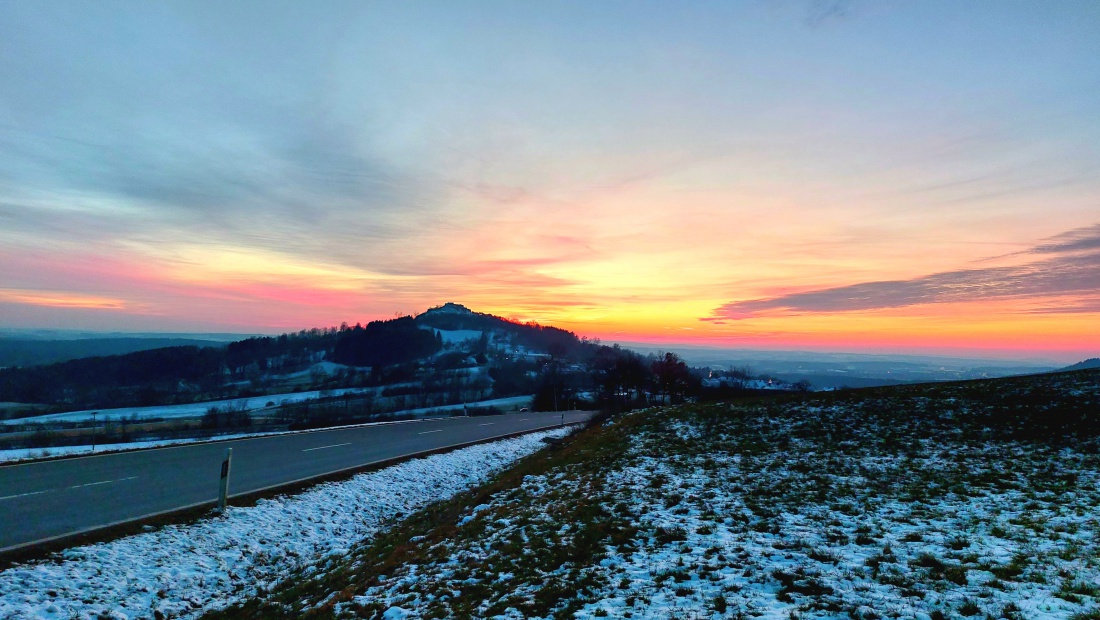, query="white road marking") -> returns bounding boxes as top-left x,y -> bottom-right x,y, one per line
2,475 -> 139,500
479,423 -> 494,426
302,442 -> 352,452
418,429 -> 443,435
69,476 -> 138,490
0,489 -> 49,501
518,418 -> 529,421
72,481 -> 110,489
